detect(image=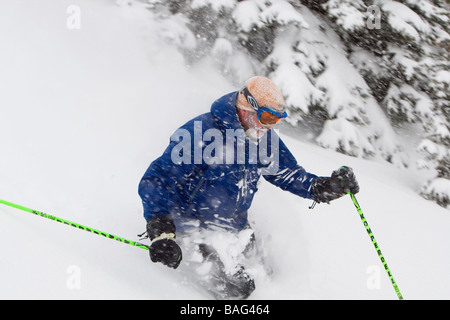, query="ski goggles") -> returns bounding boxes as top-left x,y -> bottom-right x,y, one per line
240,87 -> 287,125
